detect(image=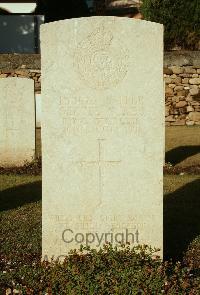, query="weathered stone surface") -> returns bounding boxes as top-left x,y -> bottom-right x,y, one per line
171,77 -> 182,84
189,88 -> 199,96
171,74 -> 177,78
179,96 -> 186,101
188,111 -> 200,121
169,108 -> 178,115
189,78 -> 200,85
186,120 -> 195,126
170,66 -> 184,74
192,74 -> 199,78
179,114 -> 186,119
186,95 -> 193,102
165,115 -> 175,122
0,78 -> 35,166
165,106 -> 170,116
182,78 -> 189,84
180,73 -> 191,78
176,101 -> 187,108
174,86 -> 184,91
165,87 -> 174,96
187,106 -> 194,112
171,96 -> 177,102
164,77 -> 172,84
184,67 -> 196,74
190,85 -> 199,89
41,17 -> 164,259
177,90 -> 186,96
191,101 -> 200,106
164,67 -> 173,75
175,97 -> 180,103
